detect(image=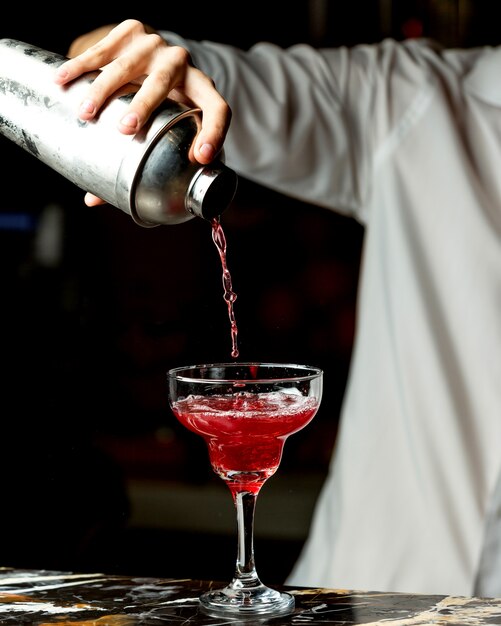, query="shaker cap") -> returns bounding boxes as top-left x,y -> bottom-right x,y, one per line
129,109 -> 238,226
186,163 -> 238,221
